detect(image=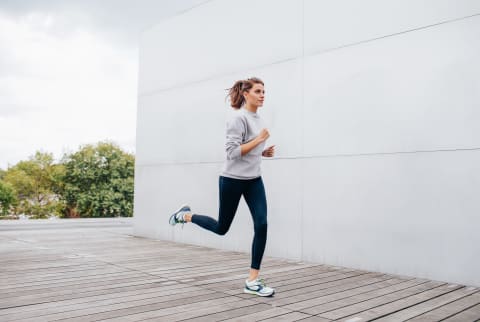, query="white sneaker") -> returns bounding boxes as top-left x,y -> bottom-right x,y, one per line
244,278 -> 275,297
168,204 -> 191,226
